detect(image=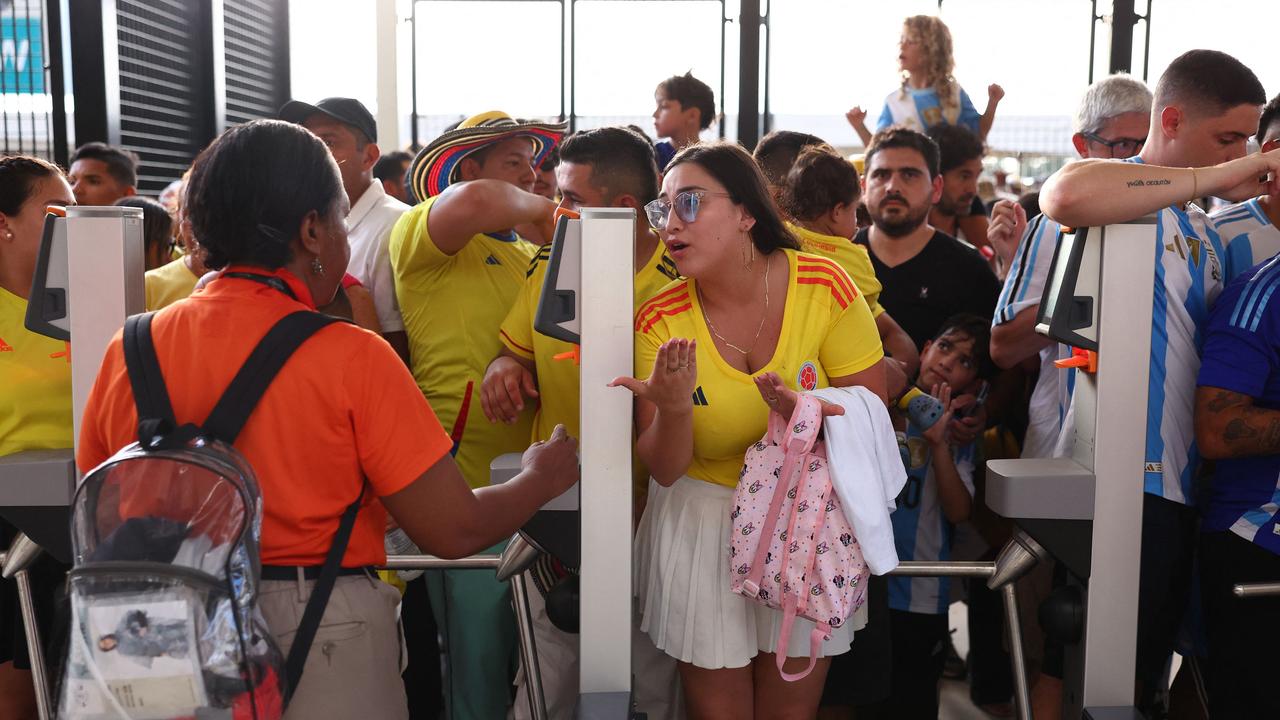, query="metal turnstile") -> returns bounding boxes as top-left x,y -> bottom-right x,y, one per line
986,218 -> 1158,719
0,206 -> 144,720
